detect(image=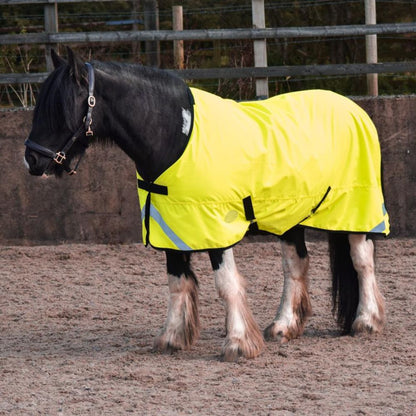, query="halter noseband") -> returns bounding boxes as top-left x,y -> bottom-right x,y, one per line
25,62 -> 96,175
